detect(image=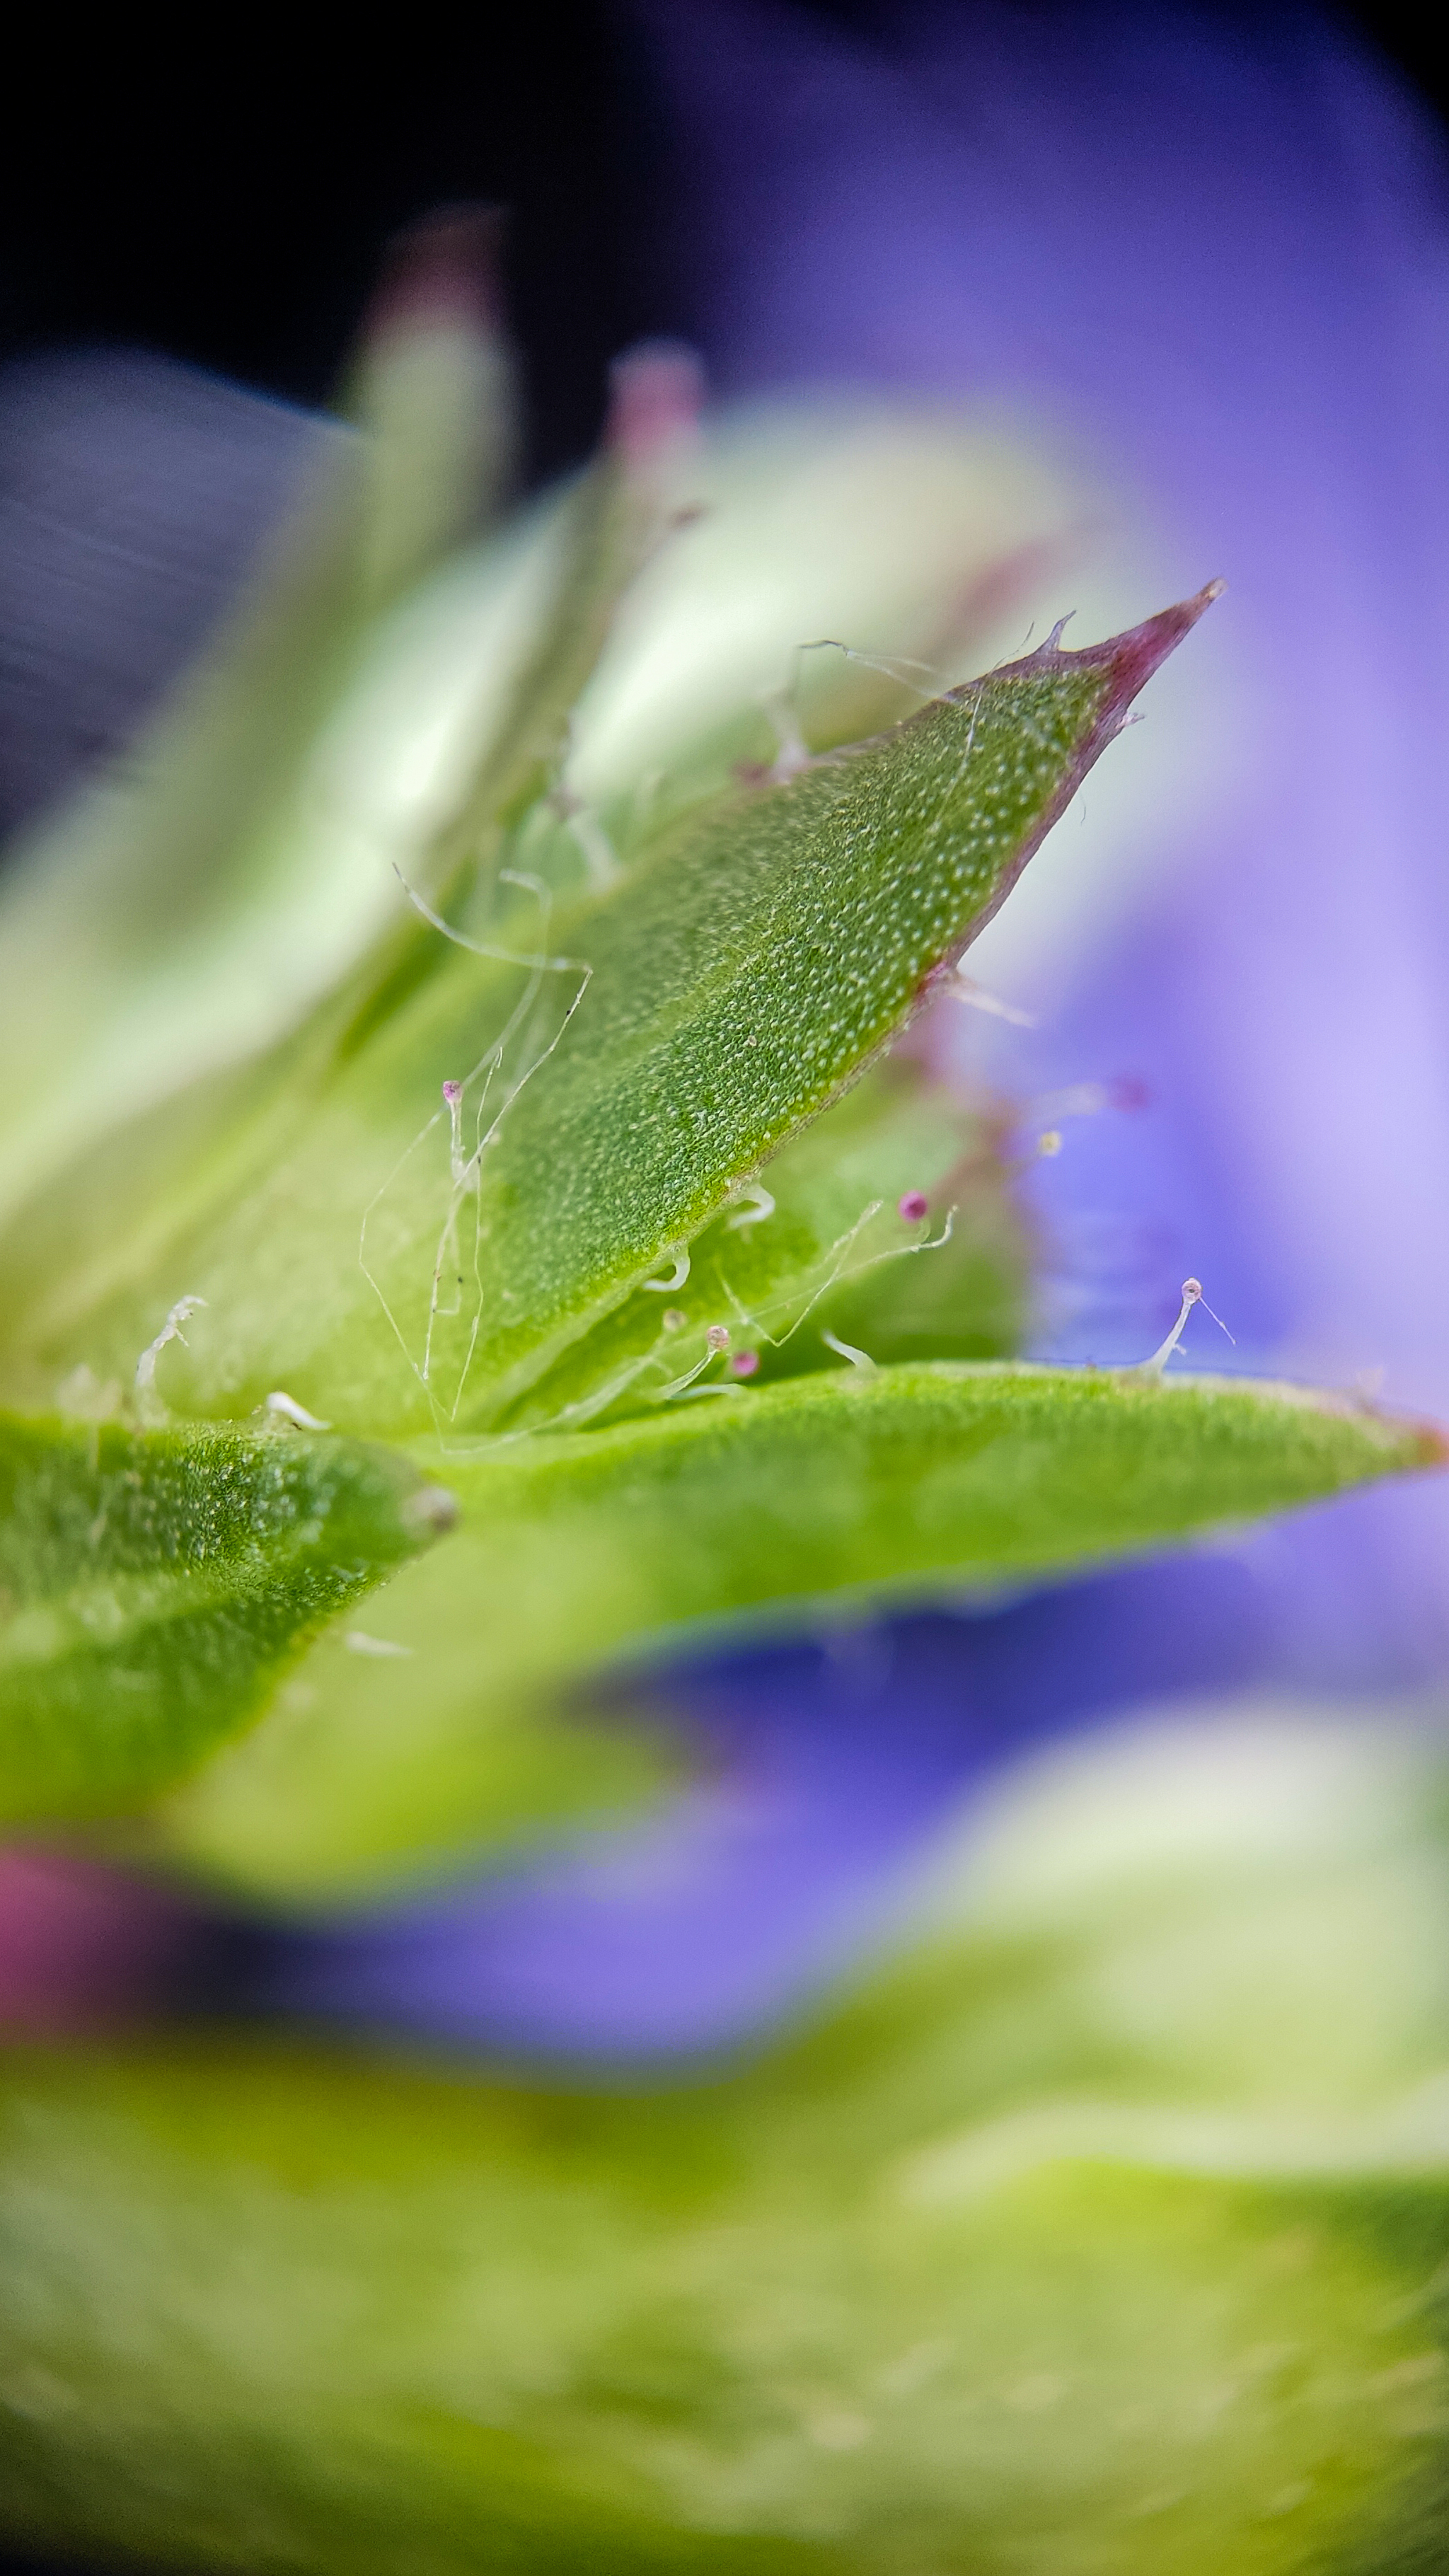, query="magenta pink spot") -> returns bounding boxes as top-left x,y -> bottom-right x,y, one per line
1109,1075 -> 1151,1113
898,1190 -> 929,1223
441,1080 -> 463,1105
730,1349 -> 760,1377
0,1848 -> 192,2034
